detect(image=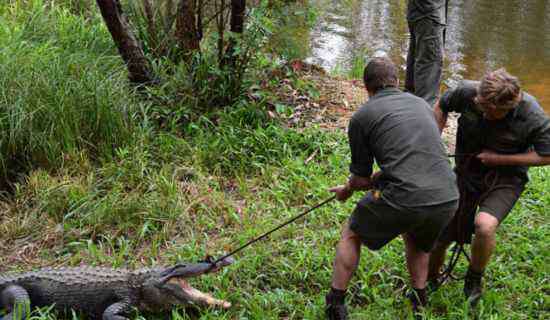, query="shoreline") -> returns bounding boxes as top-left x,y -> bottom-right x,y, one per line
285,61 -> 458,152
